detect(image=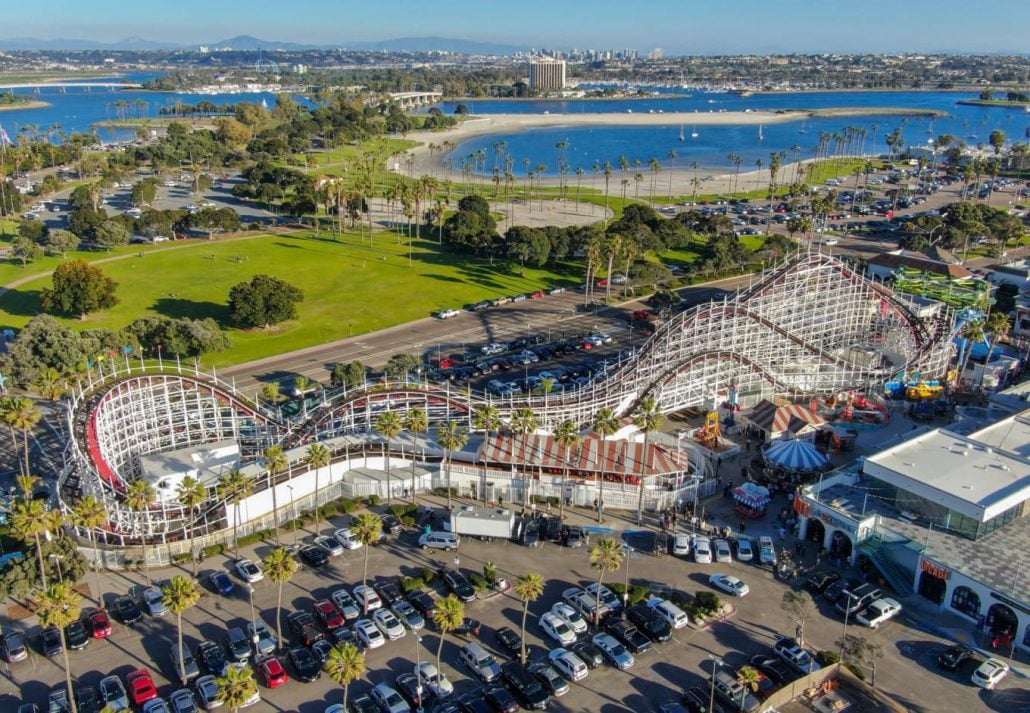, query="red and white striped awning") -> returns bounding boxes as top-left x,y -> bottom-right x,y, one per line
479,433 -> 689,476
